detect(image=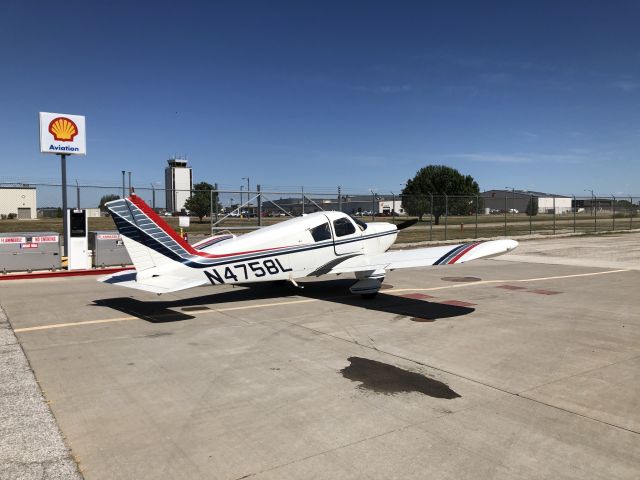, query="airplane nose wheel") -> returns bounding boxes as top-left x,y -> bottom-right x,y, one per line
350,269 -> 386,299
